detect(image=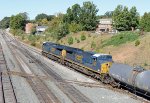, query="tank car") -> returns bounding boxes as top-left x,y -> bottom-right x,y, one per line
109,63 -> 150,98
